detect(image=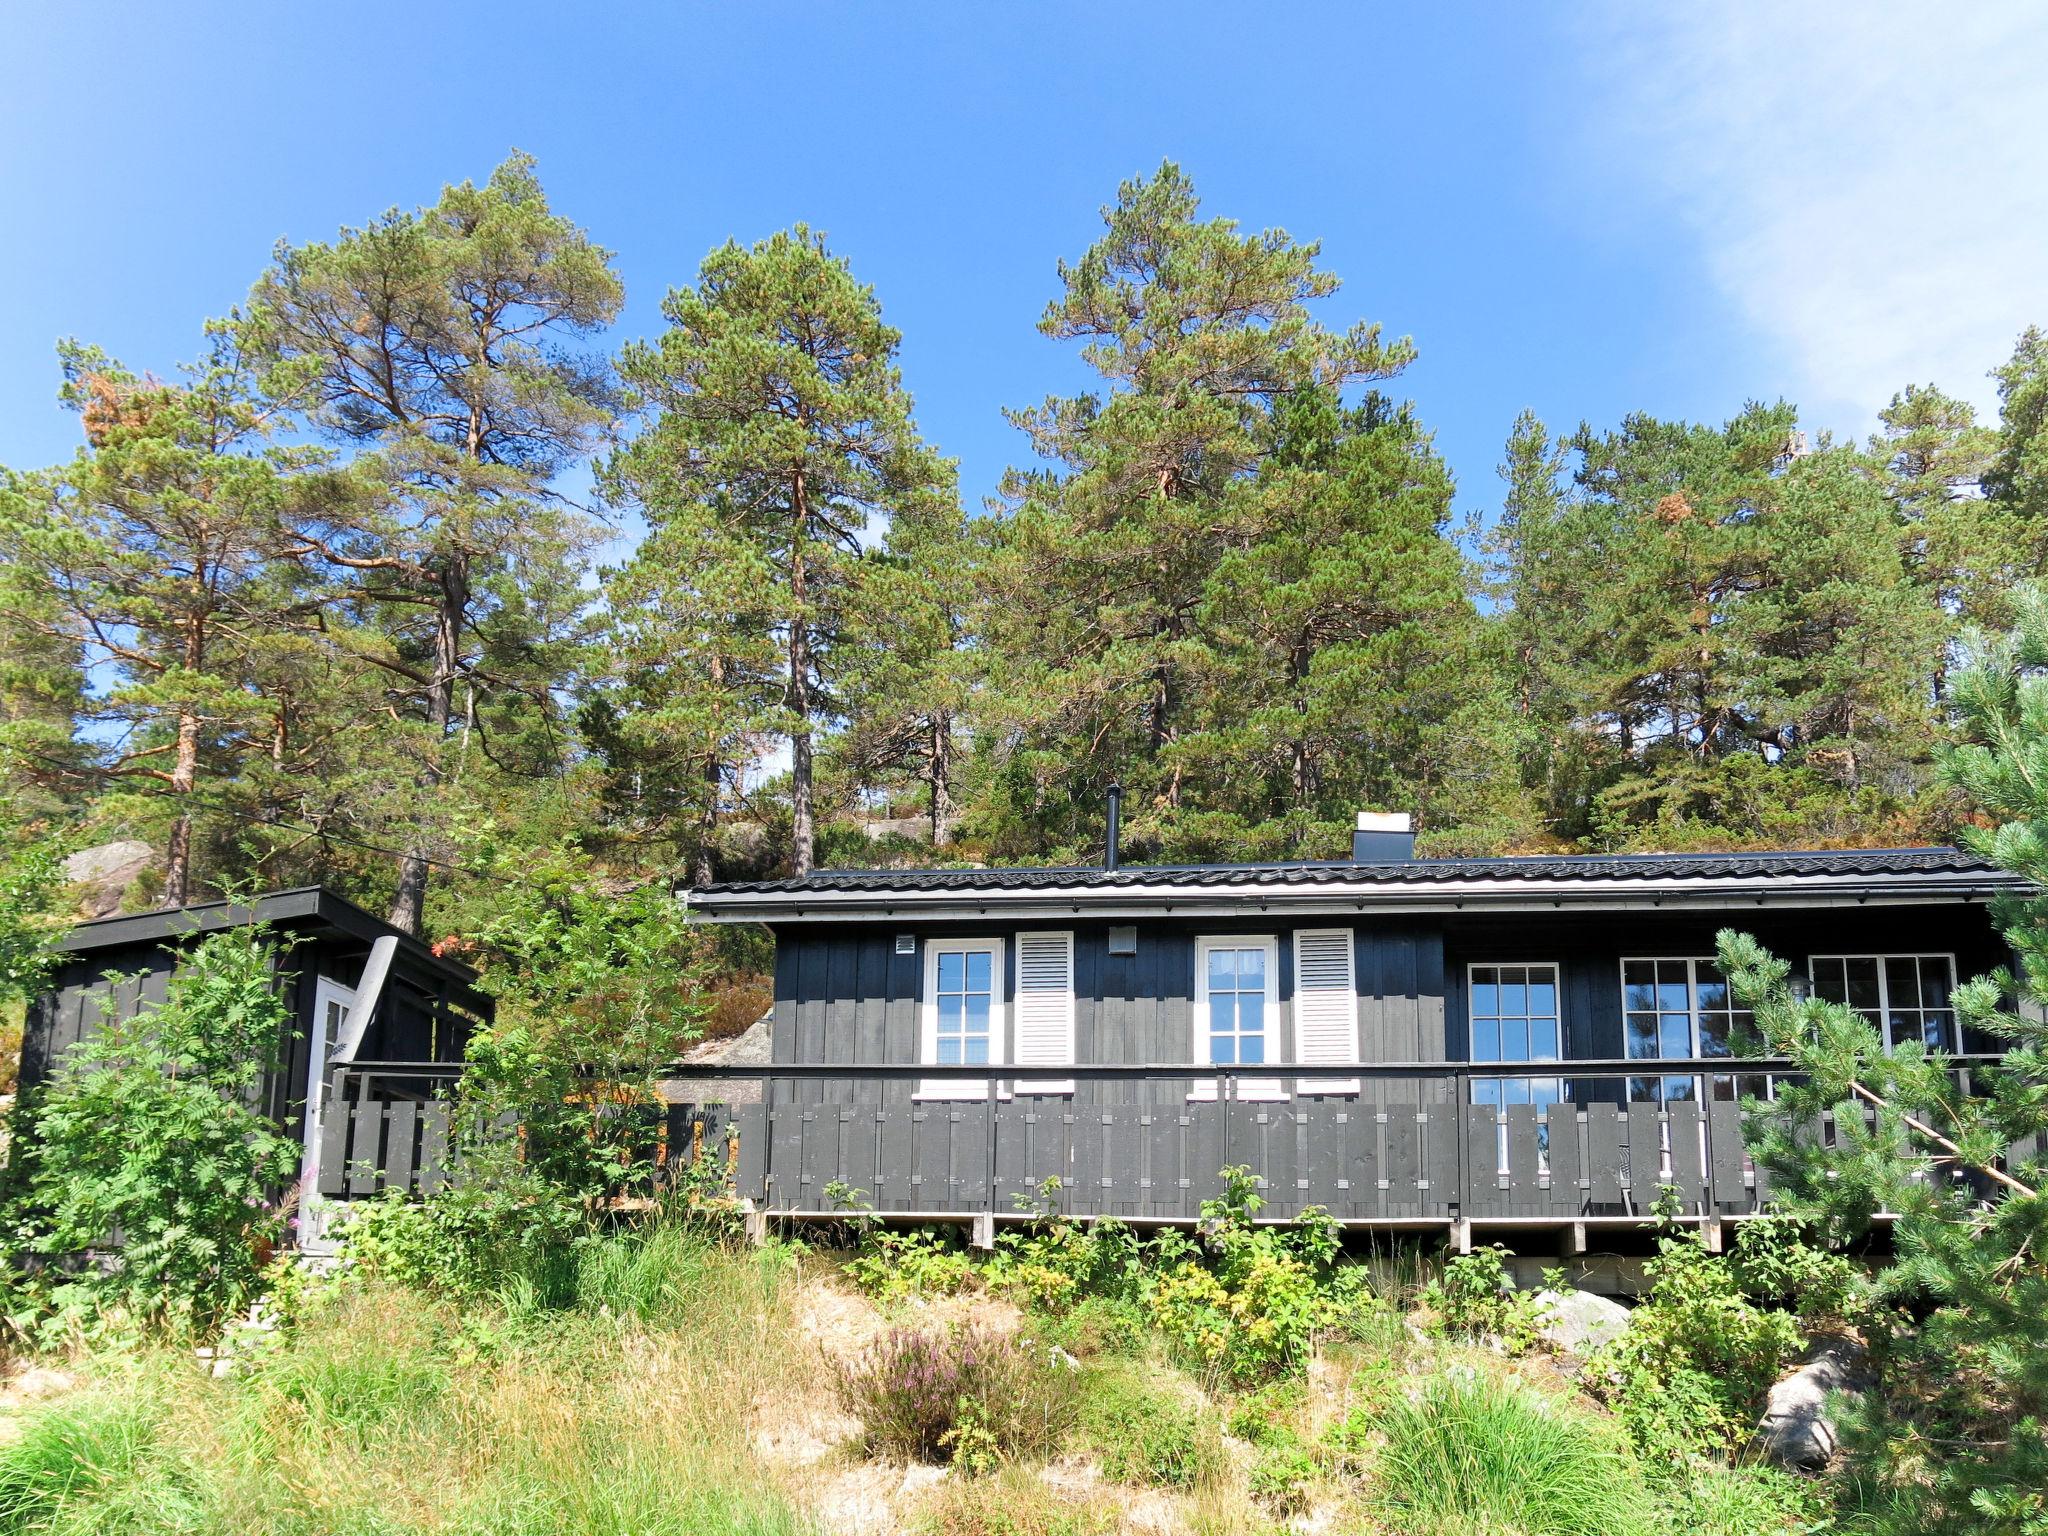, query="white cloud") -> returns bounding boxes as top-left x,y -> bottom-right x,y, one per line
1573,3 -> 2048,428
